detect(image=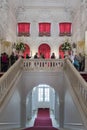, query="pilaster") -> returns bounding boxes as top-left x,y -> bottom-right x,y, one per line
20,87 -> 27,128
59,93 -> 65,128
